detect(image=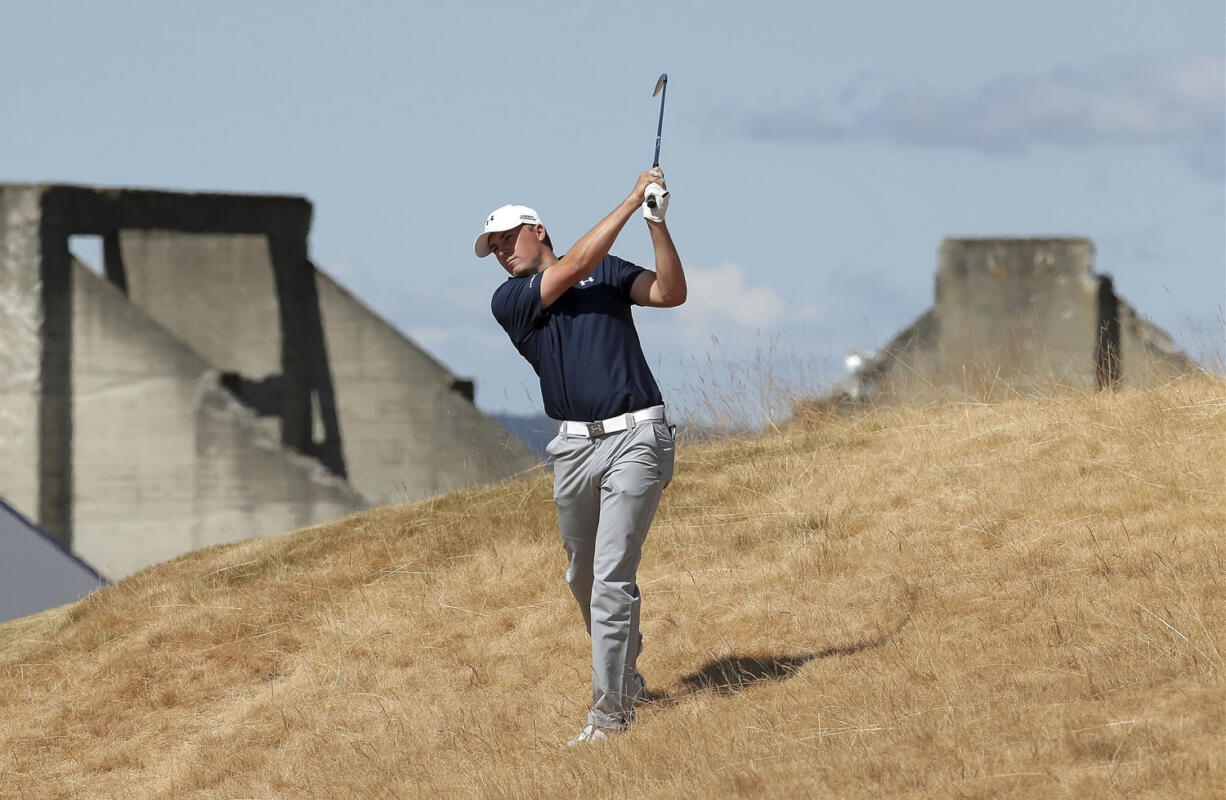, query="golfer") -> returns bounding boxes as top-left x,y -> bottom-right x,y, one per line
476,168 -> 685,745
